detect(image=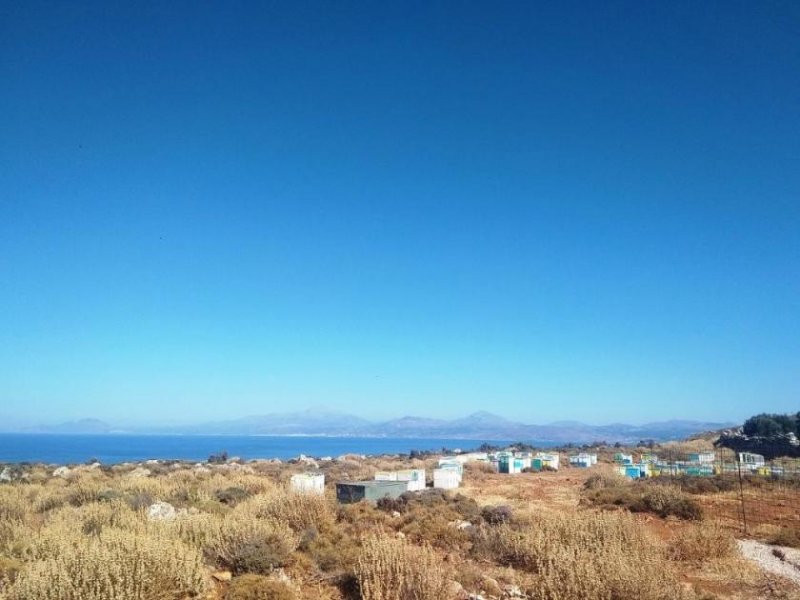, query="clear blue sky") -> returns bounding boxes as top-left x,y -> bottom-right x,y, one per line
1,1 -> 798,426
